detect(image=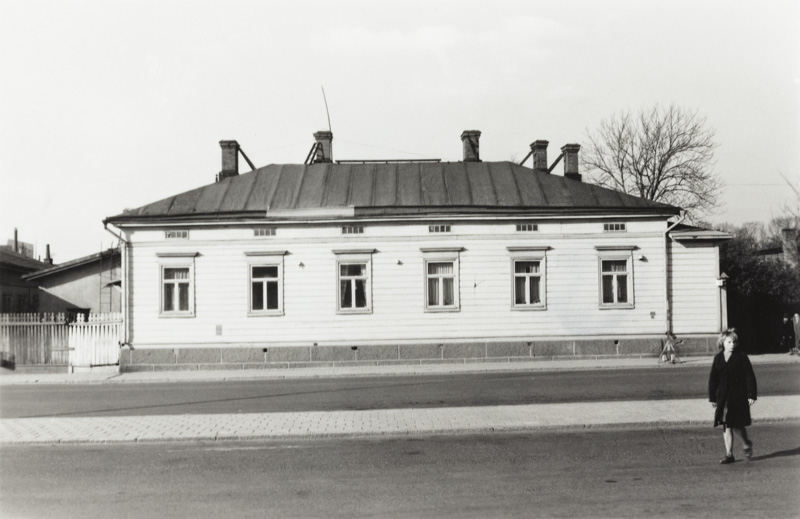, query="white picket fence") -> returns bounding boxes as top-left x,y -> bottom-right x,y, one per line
0,313 -> 122,369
